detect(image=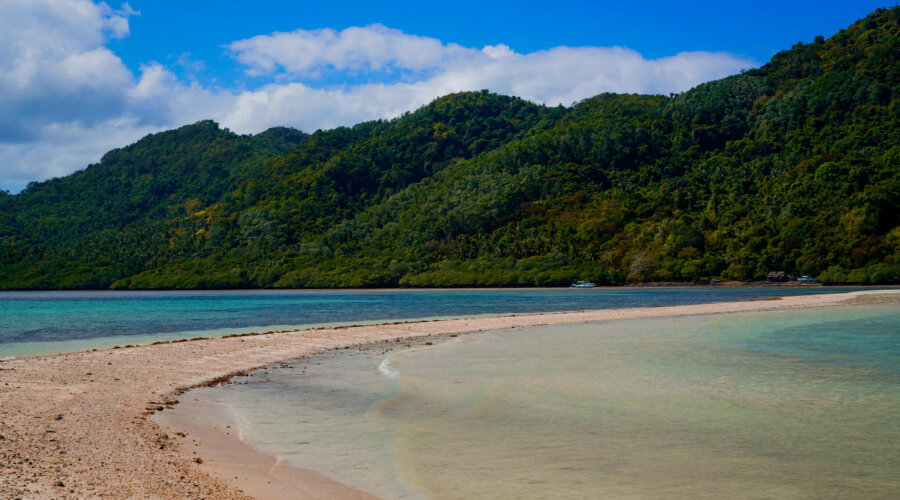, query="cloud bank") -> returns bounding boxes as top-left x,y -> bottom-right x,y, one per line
0,0 -> 756,191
